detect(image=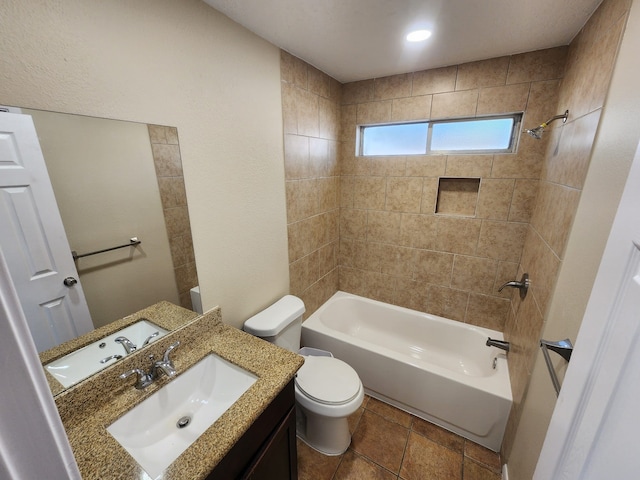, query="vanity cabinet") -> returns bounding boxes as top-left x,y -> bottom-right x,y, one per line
207,379 -> 297,480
